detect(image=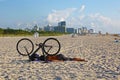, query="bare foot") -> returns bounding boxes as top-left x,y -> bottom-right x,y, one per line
73,58 -> 88,62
